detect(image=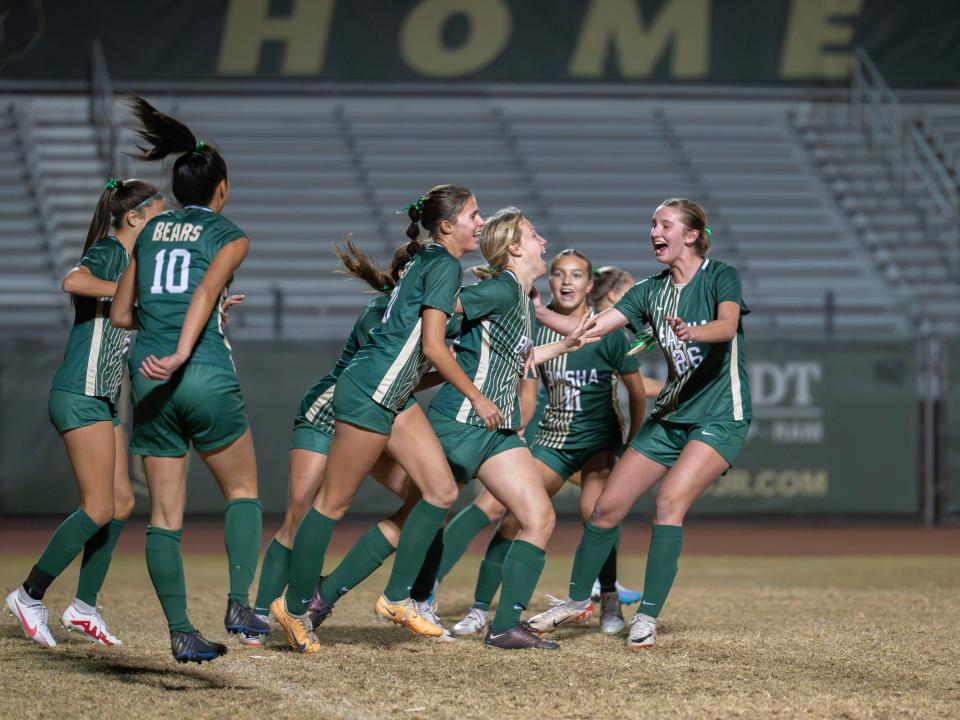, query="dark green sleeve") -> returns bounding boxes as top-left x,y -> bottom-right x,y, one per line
602,329 -> 640,374
79,240 -> 125,282
205,215 -> 246,260
713,264 -> 750,316
421,254 -> 462,316
458,276 -> 509,321
613,280 -> 650,331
